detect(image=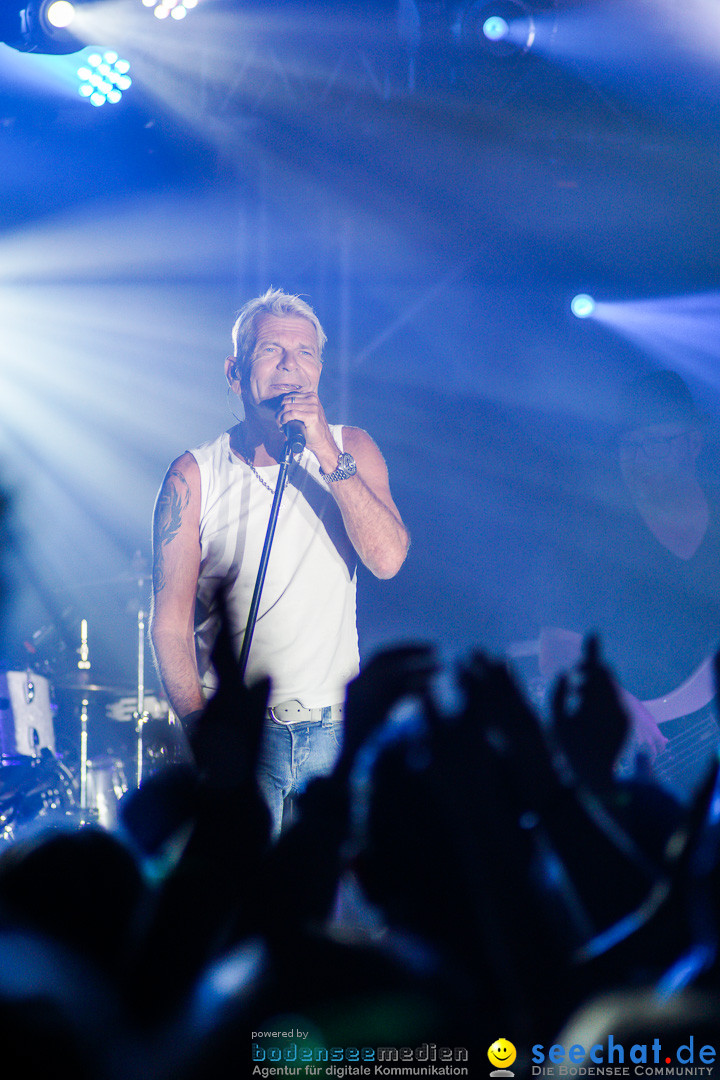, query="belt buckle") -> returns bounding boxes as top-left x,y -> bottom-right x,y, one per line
269,700 -> 307,725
